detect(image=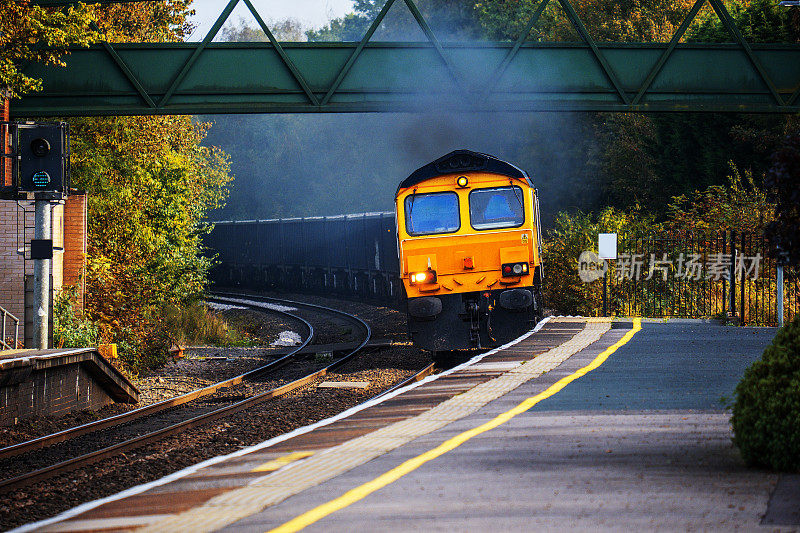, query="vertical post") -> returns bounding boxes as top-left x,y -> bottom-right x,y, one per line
740,232 -> 746,325
721,231 -> 727,317
777,264 -> 784,328
729,230 -> 736,319
603,262 -> 608,316
33,200 -> 51,349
